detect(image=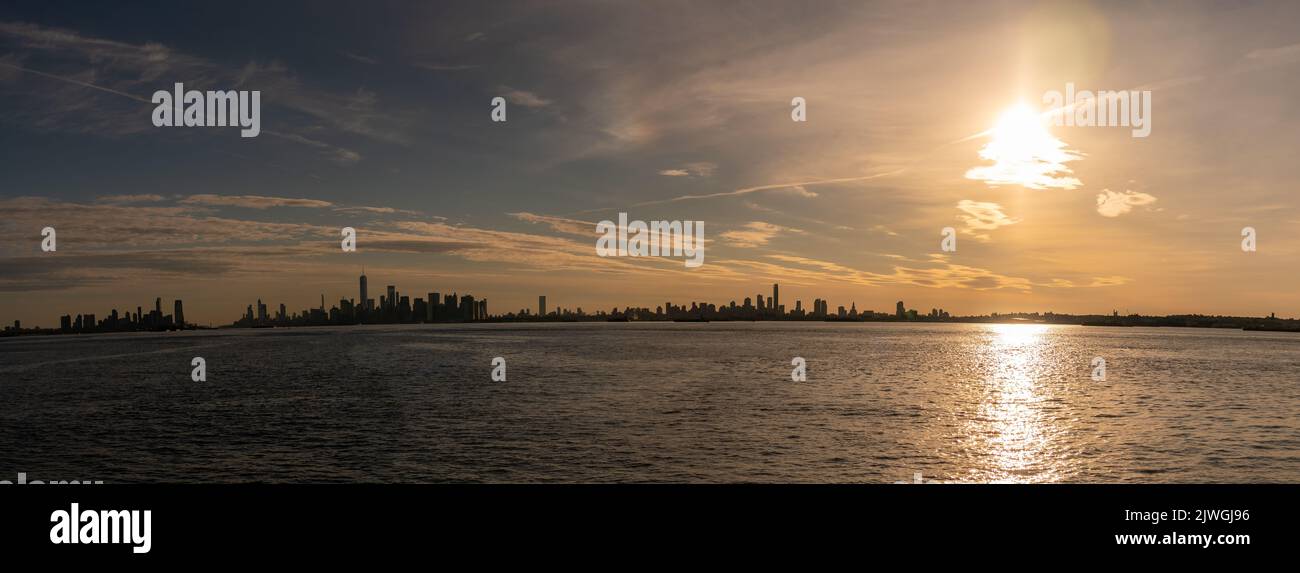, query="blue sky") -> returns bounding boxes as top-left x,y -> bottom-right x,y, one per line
3,0 -> 1300,325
